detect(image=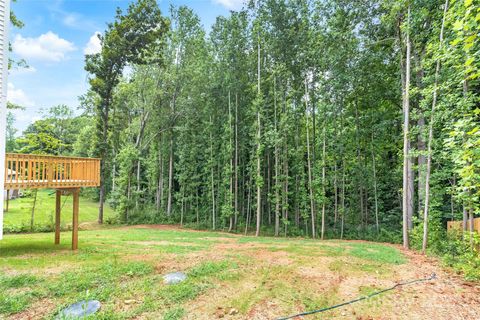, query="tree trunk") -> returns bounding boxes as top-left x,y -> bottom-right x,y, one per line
321,127 -> 326,240
136,160 -> 141,208
255,20 -> 262,237
97,94 -> 112,225
126,173 -> 131,222
334,163 -> 338,230
417,116 -> 426,214
180,189 -> 184,226
306,124 -> 315,239
305,90 -> 316,239
422,0 -> 448,254
156,142 -> 163,212
228,91 -> 234,232
341,162 -> 346,240
112,162 -> 116,193
234,93 -> 239,230
402,5 -> 412,249
210,124 -> 216,230
371,134 -> 380,233
98,178 -> 105,224
354,103 -> 364,228
283,144 -> 289,237
245,177 -> 252,235
30,189 -> 38,232
407,145 -> 414,230
166,132 -> 174,216
196,189 -> 199,226
274,77 -> 280,237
